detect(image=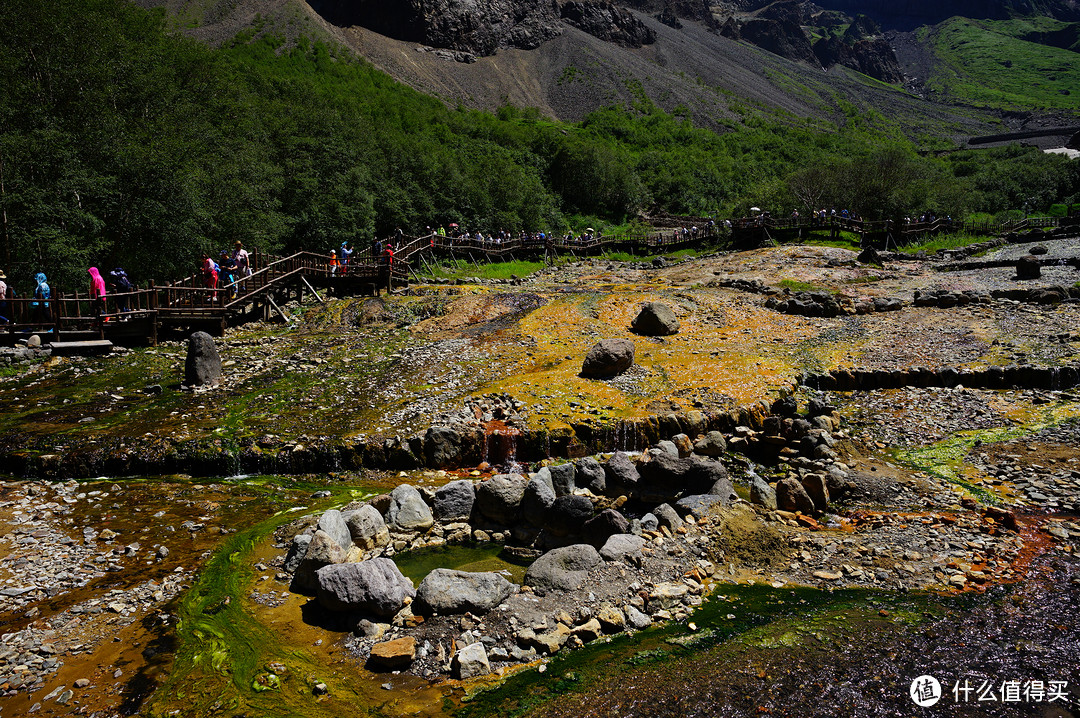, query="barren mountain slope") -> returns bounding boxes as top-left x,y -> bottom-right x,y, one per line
141,0 -> 1004,141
